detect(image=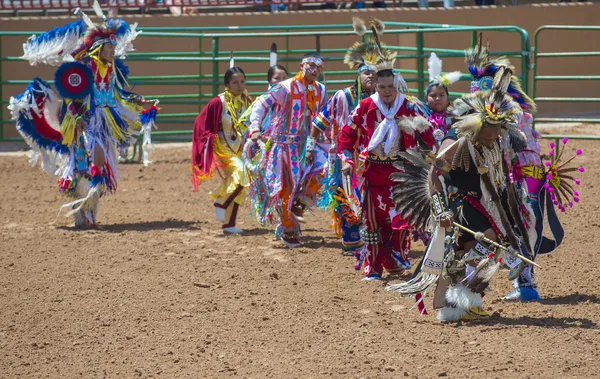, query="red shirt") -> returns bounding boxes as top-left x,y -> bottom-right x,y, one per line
338,95 -> 434,164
